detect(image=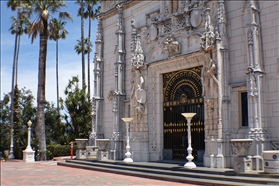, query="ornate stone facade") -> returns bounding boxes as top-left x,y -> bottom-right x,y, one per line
92,0 -> 279,169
